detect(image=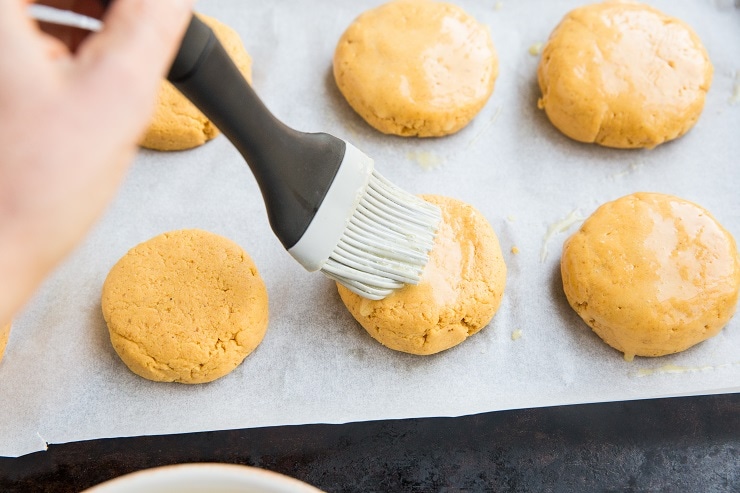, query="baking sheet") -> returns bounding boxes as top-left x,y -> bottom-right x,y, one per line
1,0 -> 738,457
